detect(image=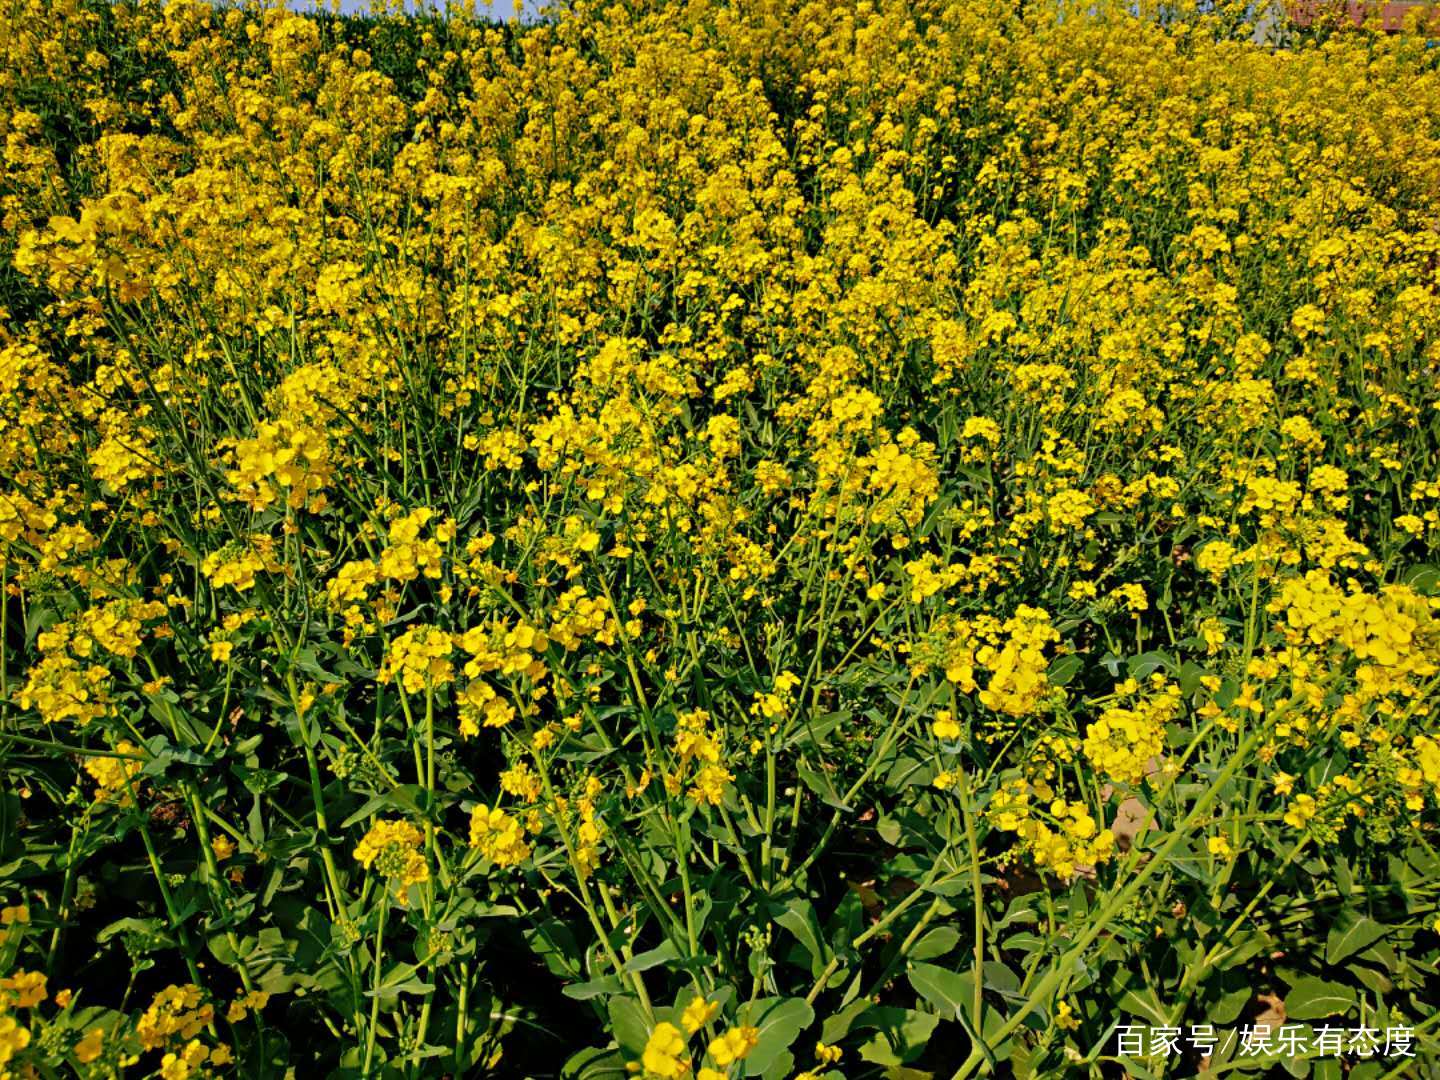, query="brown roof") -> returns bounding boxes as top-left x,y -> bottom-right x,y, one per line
1288,0 -> 1440,30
